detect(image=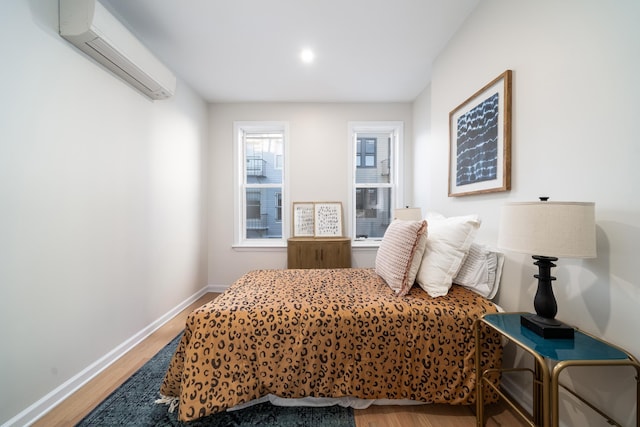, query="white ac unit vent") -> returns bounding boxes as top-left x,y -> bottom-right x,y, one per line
59,0 -> 176,100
